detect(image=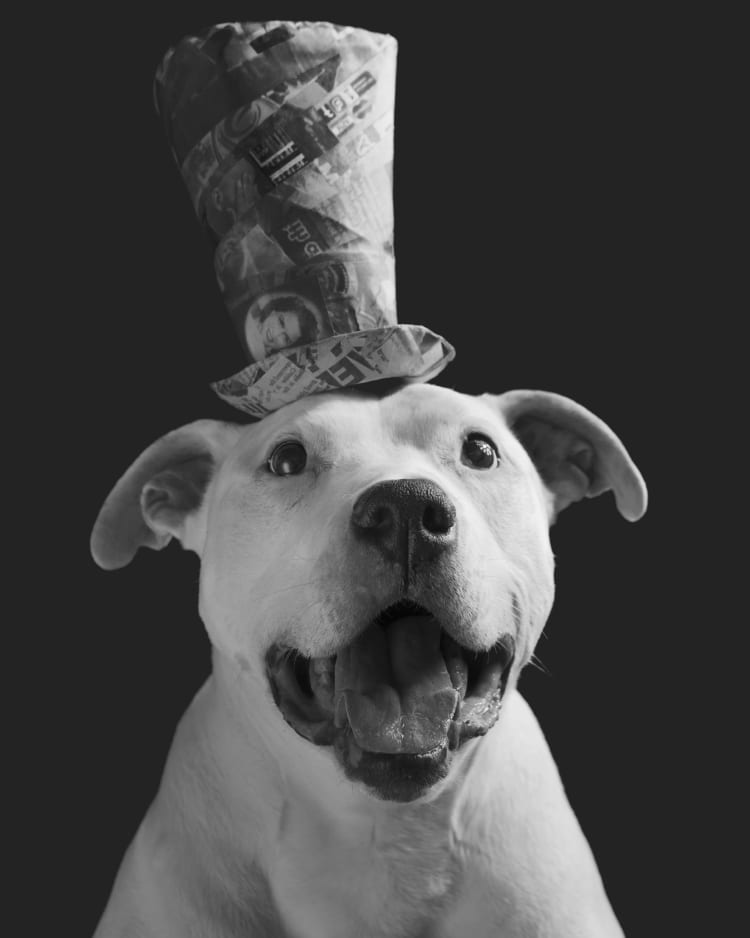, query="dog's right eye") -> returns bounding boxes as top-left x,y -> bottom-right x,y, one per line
267,441 -> 307,476
462,433 -> 500,469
